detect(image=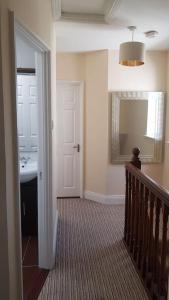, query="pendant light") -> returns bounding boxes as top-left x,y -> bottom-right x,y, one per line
119,26 -> 145,67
